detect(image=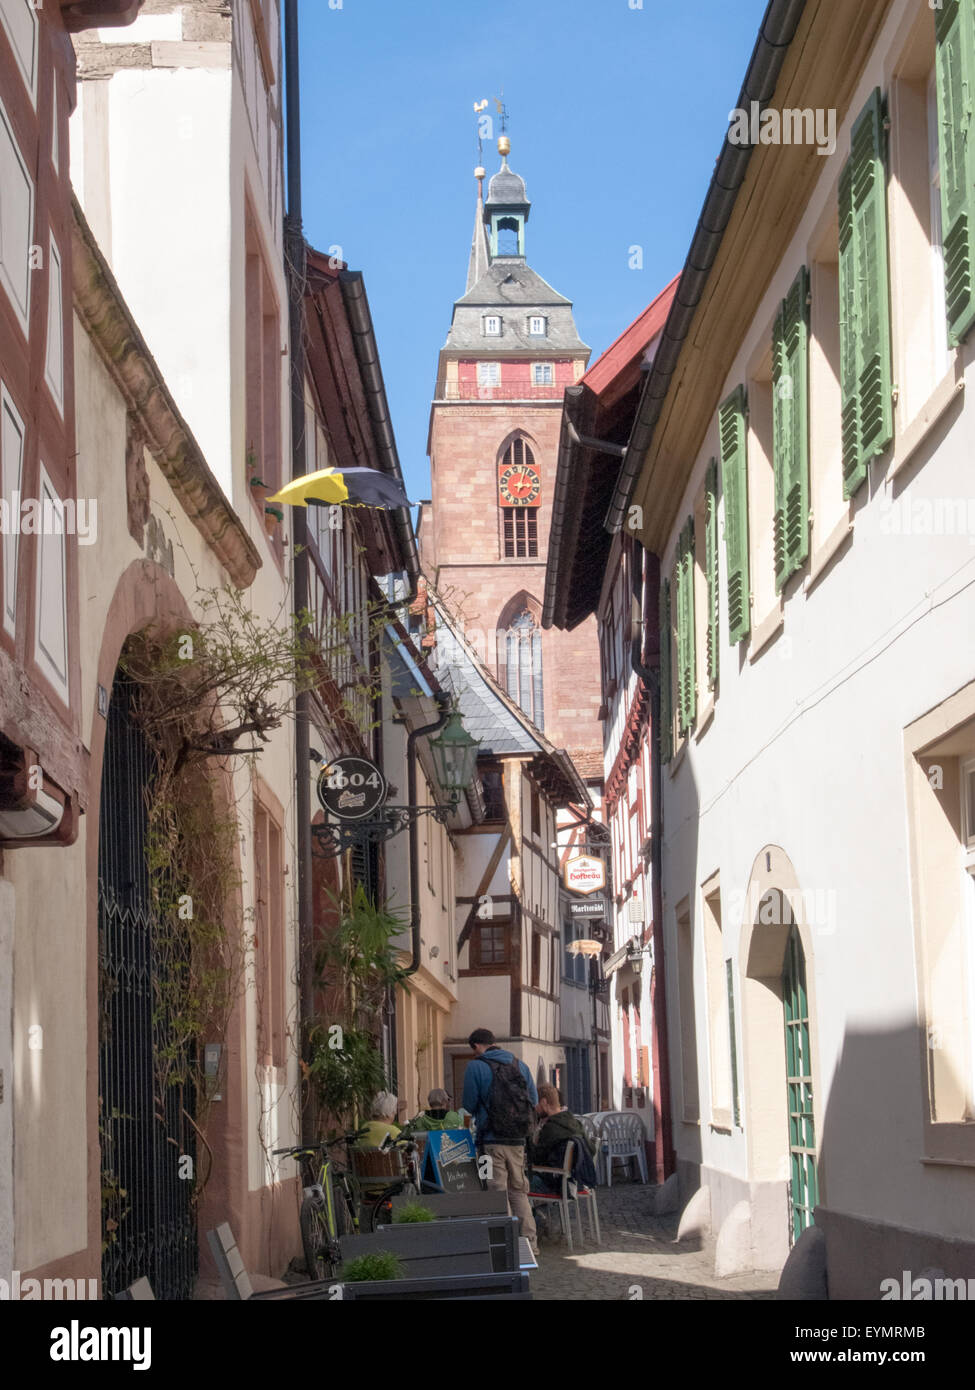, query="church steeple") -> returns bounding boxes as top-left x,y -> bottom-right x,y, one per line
466,166 -> 490,293
483,136 -> 531,261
